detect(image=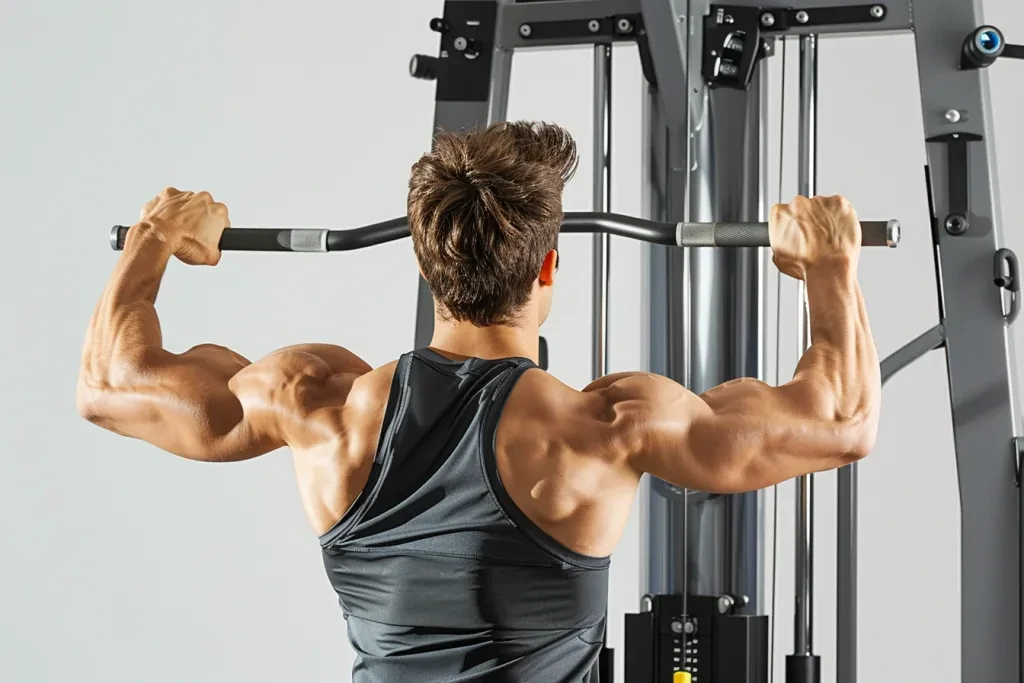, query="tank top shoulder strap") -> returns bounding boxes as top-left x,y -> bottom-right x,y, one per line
318,352 -> 415,548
